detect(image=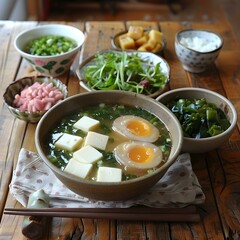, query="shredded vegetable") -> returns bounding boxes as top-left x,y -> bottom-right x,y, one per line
83,51 -> 168,95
